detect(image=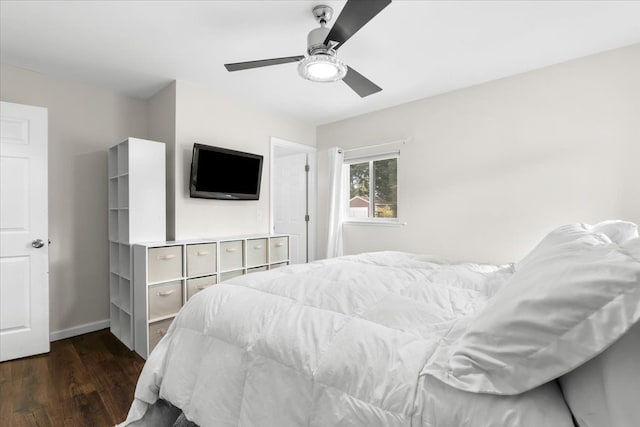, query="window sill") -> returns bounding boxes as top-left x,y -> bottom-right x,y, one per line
342,219 -> 406,228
